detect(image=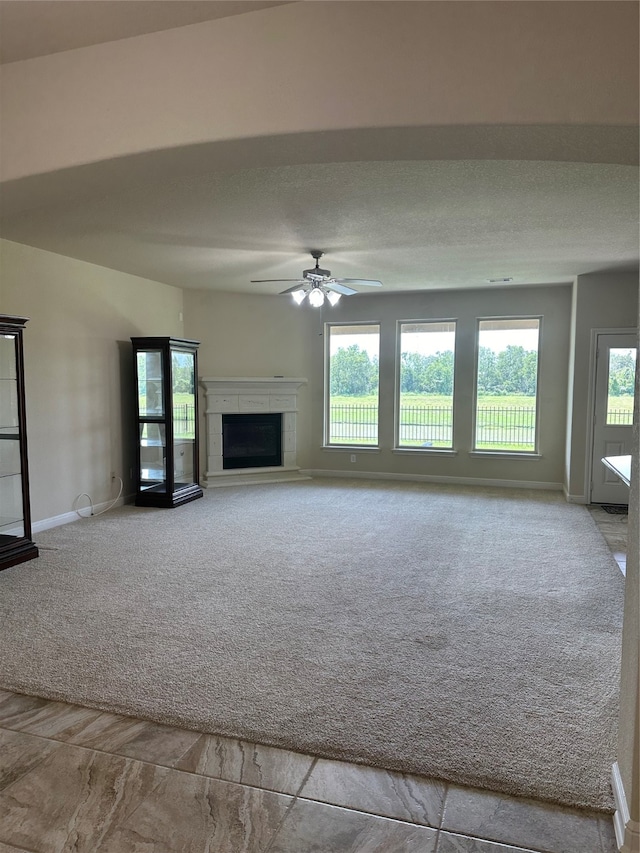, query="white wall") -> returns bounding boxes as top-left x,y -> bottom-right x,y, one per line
0,239 -> 184,524
566,272 -> 639,501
